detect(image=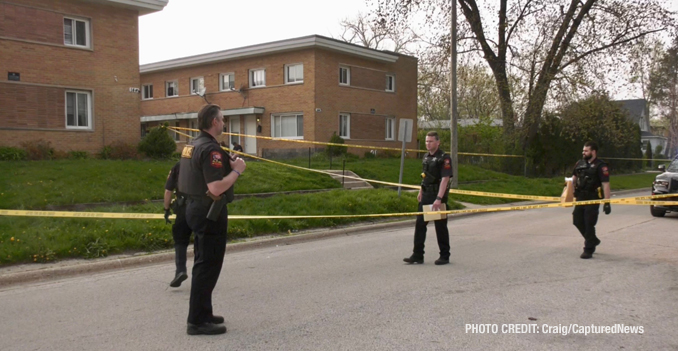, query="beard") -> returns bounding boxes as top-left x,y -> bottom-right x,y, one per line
583,154 -> 592,161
